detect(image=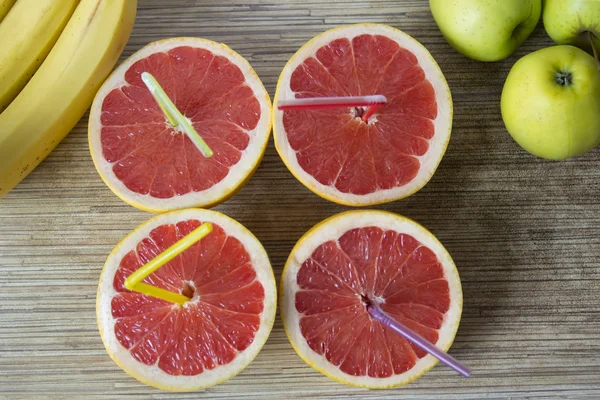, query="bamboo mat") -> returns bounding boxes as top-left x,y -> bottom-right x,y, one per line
1,1 -> 600,399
